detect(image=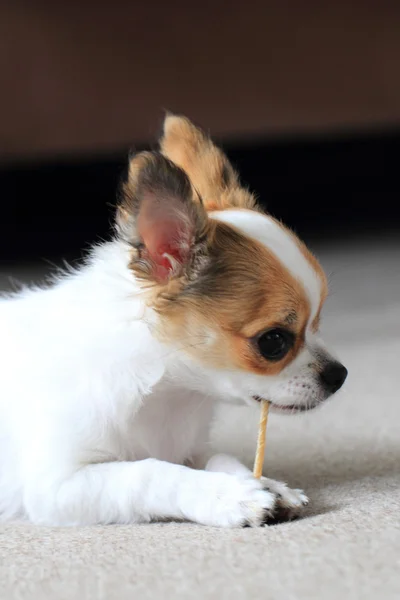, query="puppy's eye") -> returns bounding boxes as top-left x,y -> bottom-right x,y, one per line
255,329 -> 293,361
